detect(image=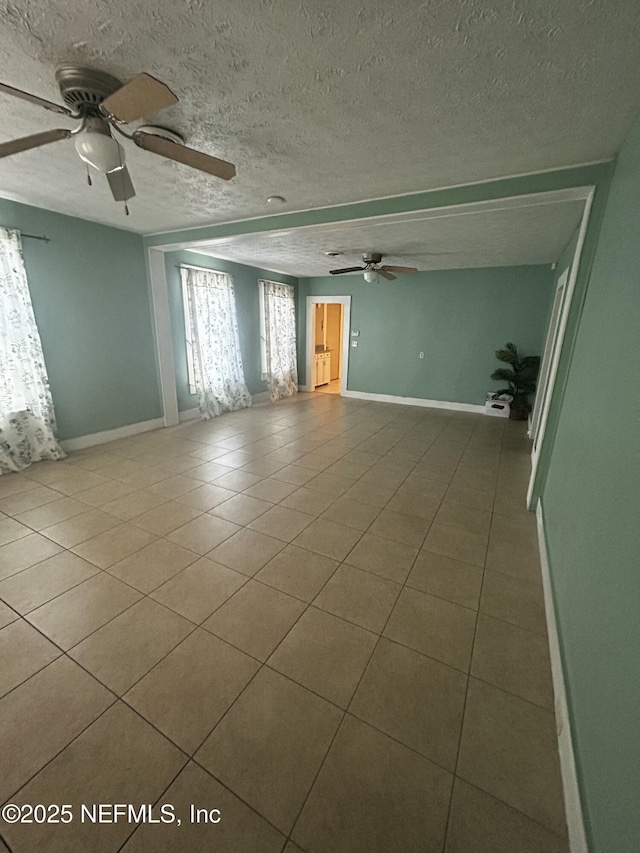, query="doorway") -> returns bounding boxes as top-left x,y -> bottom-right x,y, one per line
313,302 -> 343,394
305,295 -> 351,395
